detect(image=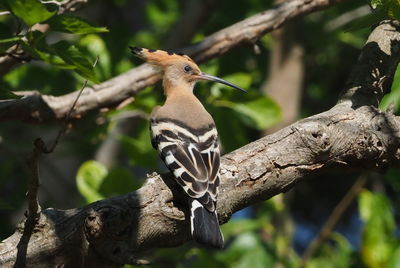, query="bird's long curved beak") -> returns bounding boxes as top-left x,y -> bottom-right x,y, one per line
196,72 -> 246,92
